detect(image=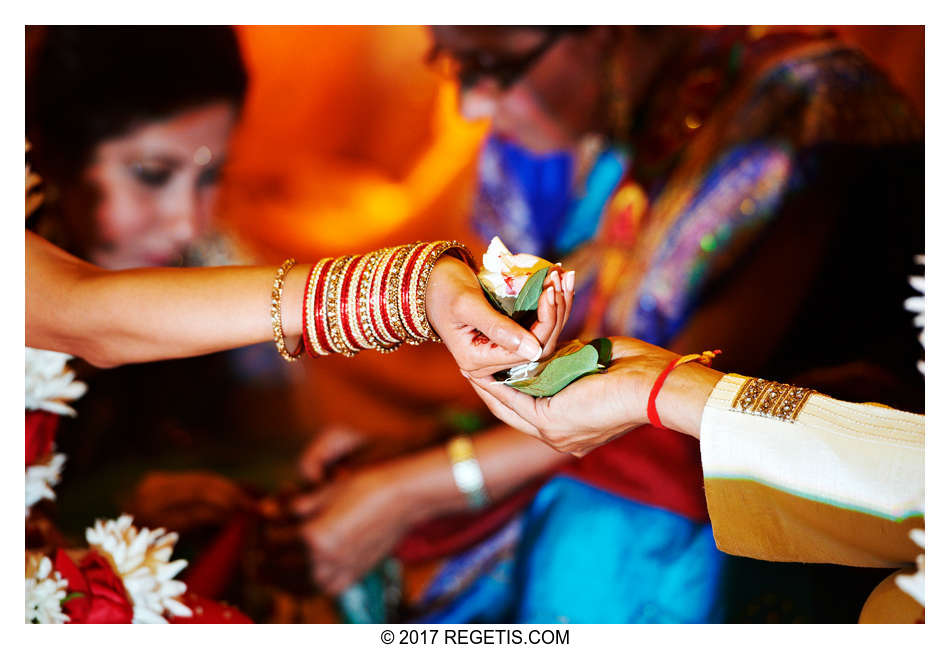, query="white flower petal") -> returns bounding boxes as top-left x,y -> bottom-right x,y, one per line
26,553 -> 69,624
86,514 -> 191,623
